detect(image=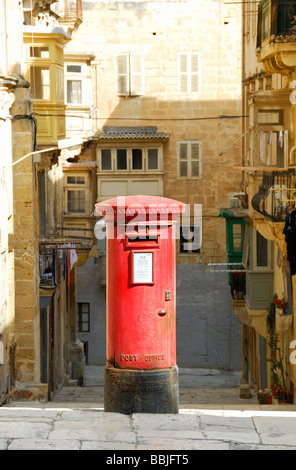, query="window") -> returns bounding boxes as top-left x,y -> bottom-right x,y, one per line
67,190 -> 86,214
116,53 -> 145,96
98,147 -> 160,171
180,226 -> 201,254
258,110 -> 283,125
30,66 -> 50,99
77,303 -> 90,332
117,149 -> 127,170
67,65 -> 82,73
227,220 -> 245,256
30,46 -> 49,58
67,80 -> 82,104
148,149 -> 158,169
67,175 -> 85,185
65,63 -> 85,105
262,0 -> 269,40
178,53 -> 200,94
255,109 -> 286,167
132,149 -> 142,170
101,149 -> 112,170
256,231 -> 268,267
65,174 -> 89,215
177,141 -> 201,178
243,227 -> 272,270
56,66 -> 64,102
233,223 -> 244,252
